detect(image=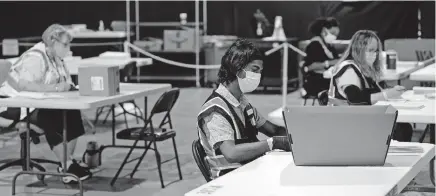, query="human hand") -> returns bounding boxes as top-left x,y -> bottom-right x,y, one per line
385,86 -> 406,99
56,82 -> 71,92
272,136 -> 291,152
